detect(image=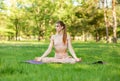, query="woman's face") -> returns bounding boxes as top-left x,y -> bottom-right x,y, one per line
55,23 -> 63,32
